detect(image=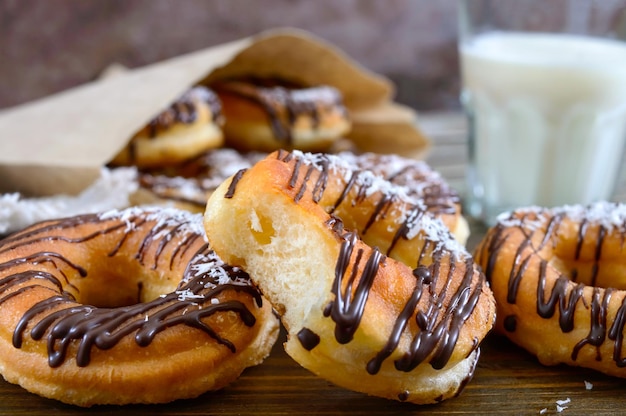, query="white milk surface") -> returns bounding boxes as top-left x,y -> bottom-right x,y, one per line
461,32 -> 626,222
